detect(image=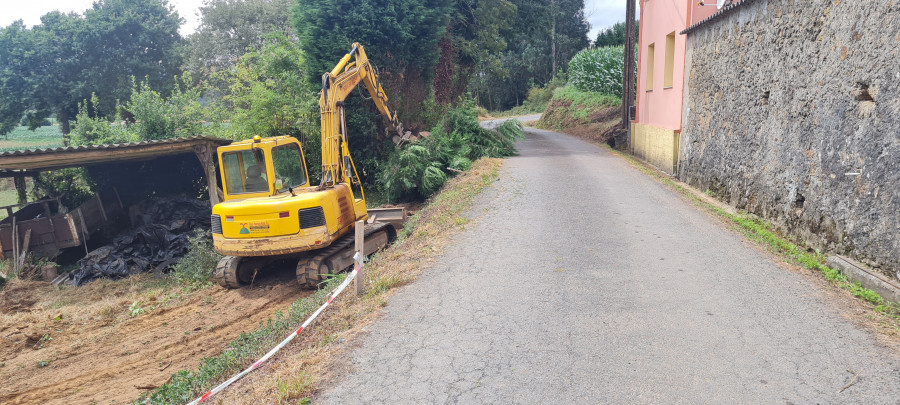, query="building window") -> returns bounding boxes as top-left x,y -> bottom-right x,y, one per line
664,32 -> 675,88
646,43 -> 655,91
